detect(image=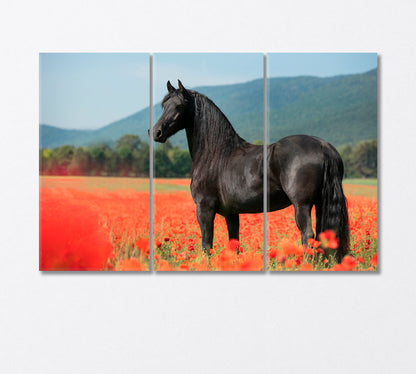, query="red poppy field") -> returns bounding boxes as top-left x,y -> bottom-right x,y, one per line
39,177 -> 377,272
154,178 -> 377,271
267,181 -> 378,271
153,181 -> 264,271
39,177 -> 150,271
